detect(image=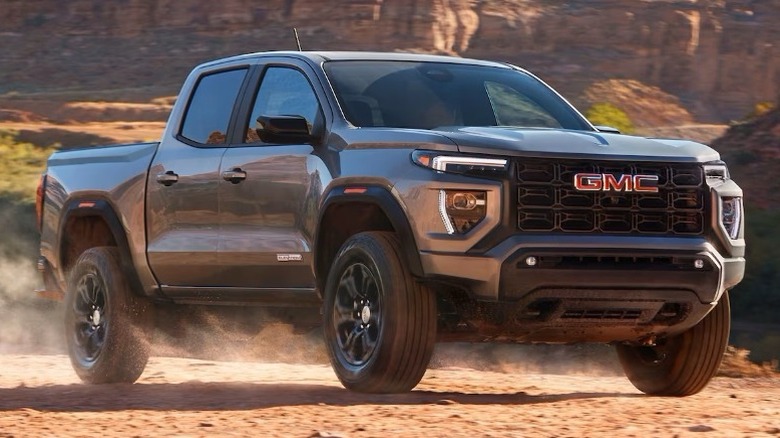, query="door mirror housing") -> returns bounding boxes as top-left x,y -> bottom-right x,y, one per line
256,114 -> 315,144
